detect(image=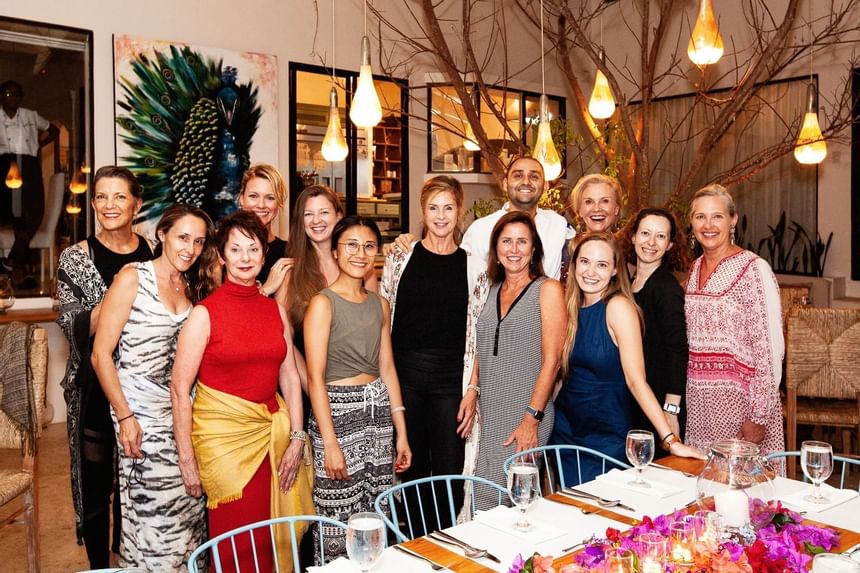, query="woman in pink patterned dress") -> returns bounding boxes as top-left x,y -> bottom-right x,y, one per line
684,184 -> 784,456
